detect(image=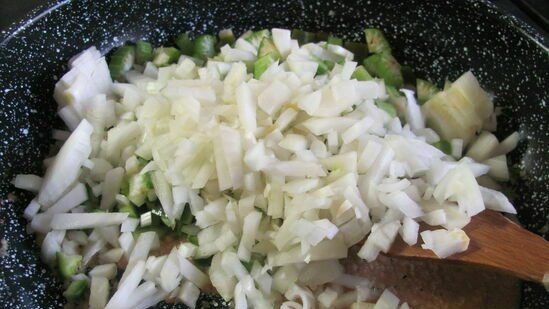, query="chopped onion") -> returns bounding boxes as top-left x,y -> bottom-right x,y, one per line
21,29 -> 519,308
38,119 -> 93,208
51,212 -> 128,230
12,174 -> 42,193
420,228 -> 470,258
